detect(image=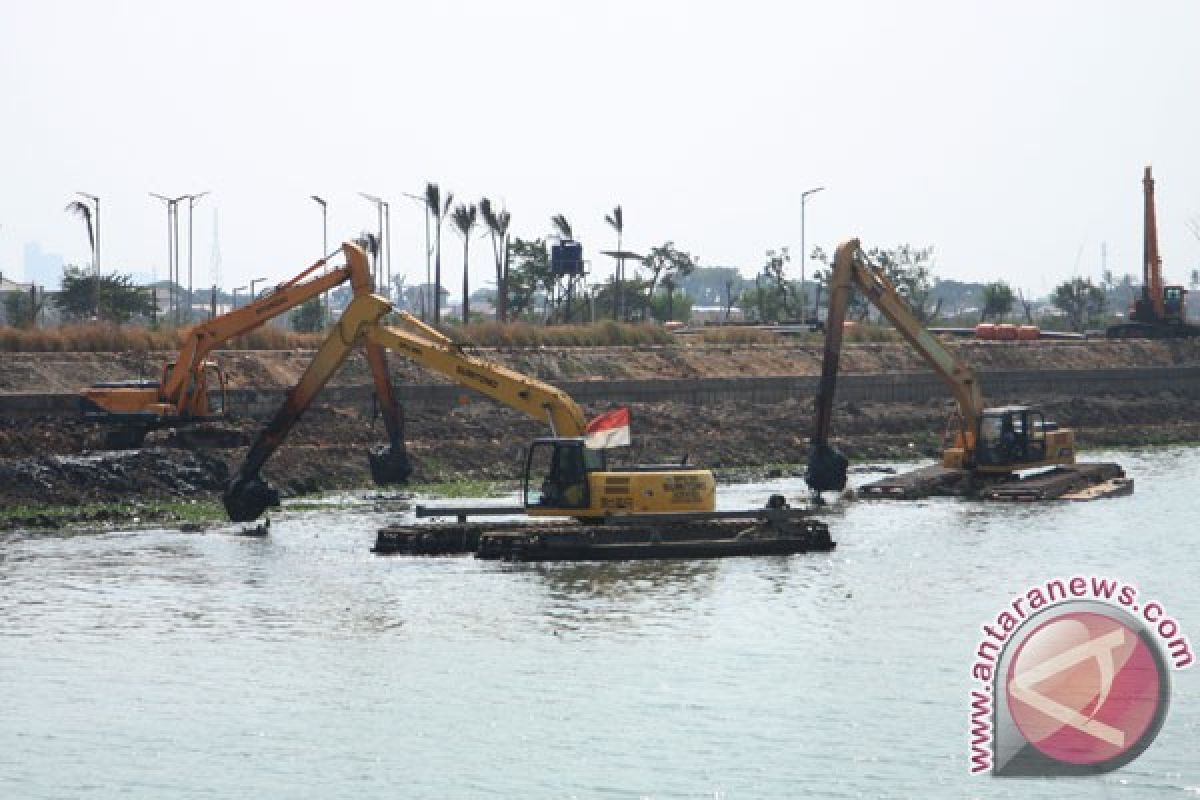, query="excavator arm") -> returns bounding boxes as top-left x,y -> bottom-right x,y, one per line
223,292 -> 588,521
160,242 -> 377,416
806,239 -> 984,492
